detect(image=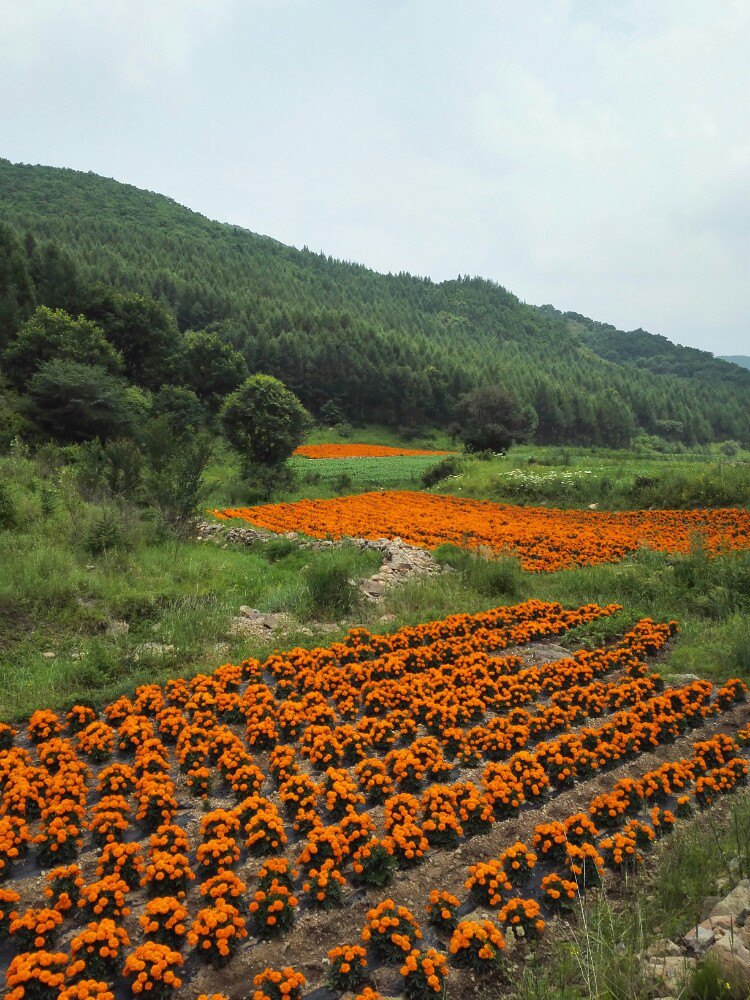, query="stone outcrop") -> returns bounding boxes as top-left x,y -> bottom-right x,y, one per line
645,877 -> 750,996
